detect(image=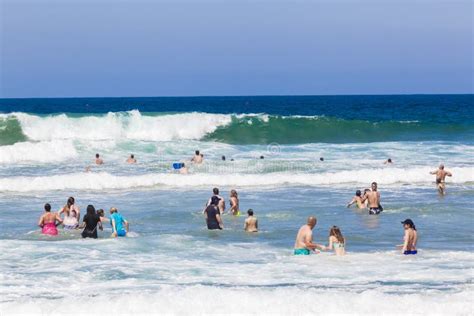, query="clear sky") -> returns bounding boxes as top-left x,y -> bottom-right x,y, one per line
0,0 -> 472,98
